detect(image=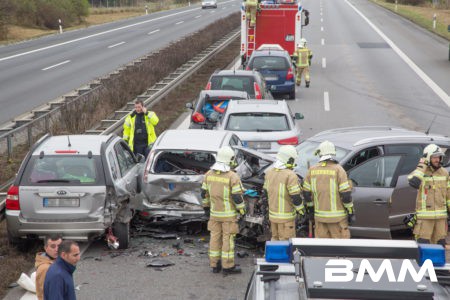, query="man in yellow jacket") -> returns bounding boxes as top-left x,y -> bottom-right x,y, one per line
245,0 -> 258,27
123,99 -> 159,157
202,146 -> 245,274
292,38 -> 313,88
263,145 -> 305,240
303,141 -> 354,238
35,235 -> 62,300
408,144 -> 450,247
